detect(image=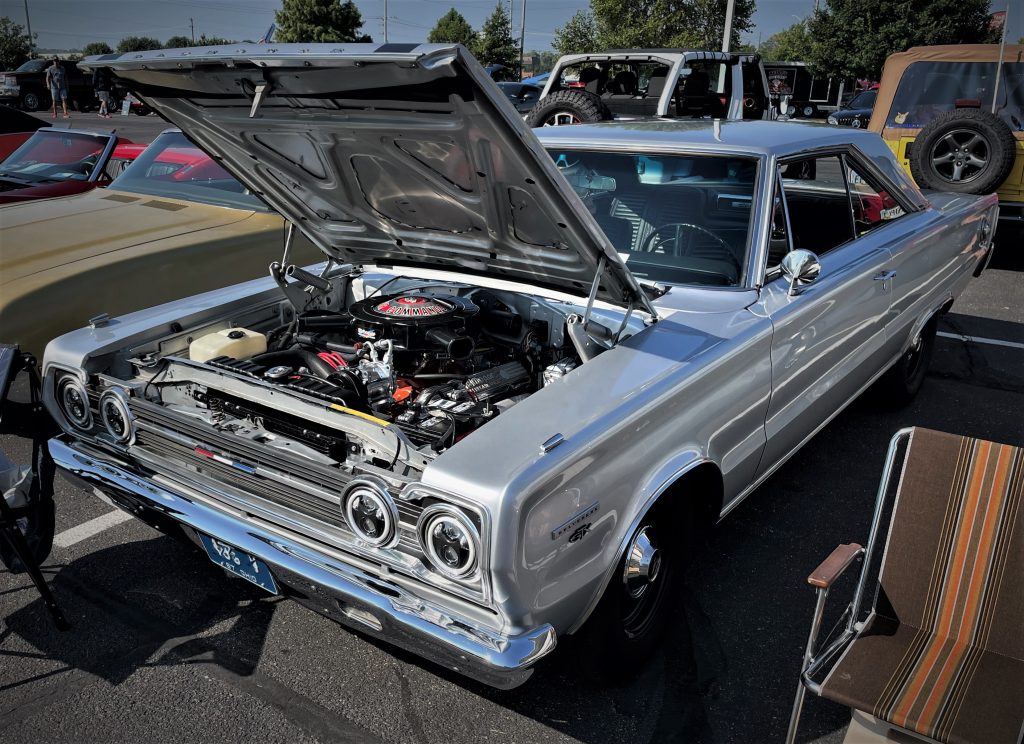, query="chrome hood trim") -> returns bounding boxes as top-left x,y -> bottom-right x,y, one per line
81,43 -> 647,309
